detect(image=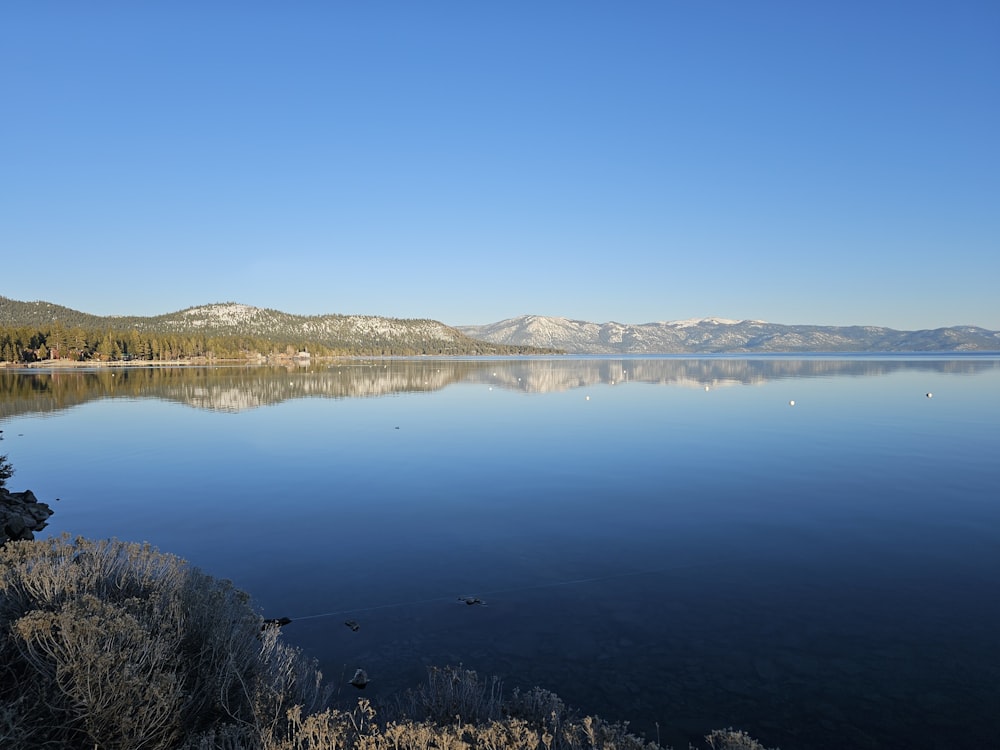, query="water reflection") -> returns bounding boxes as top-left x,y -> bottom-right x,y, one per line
3,356 -> 1000,750
2,356 -> 997,418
